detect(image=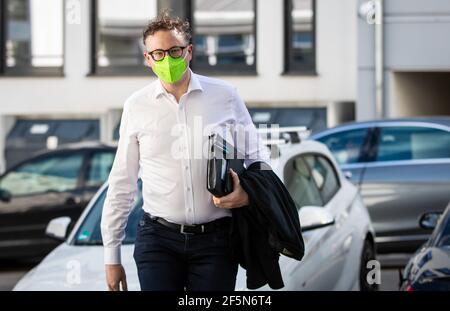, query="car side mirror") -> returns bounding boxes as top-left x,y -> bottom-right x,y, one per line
46,217 -> 72,241
0,188 -> 12,203
299,206 -> 335,232
419,212 -> 442,230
